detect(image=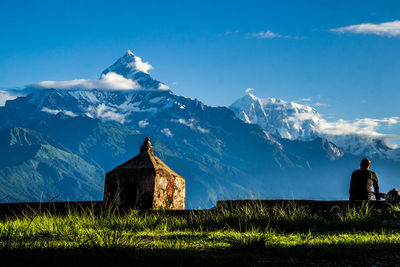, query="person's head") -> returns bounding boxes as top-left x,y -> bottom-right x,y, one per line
360,158 -> 371,170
